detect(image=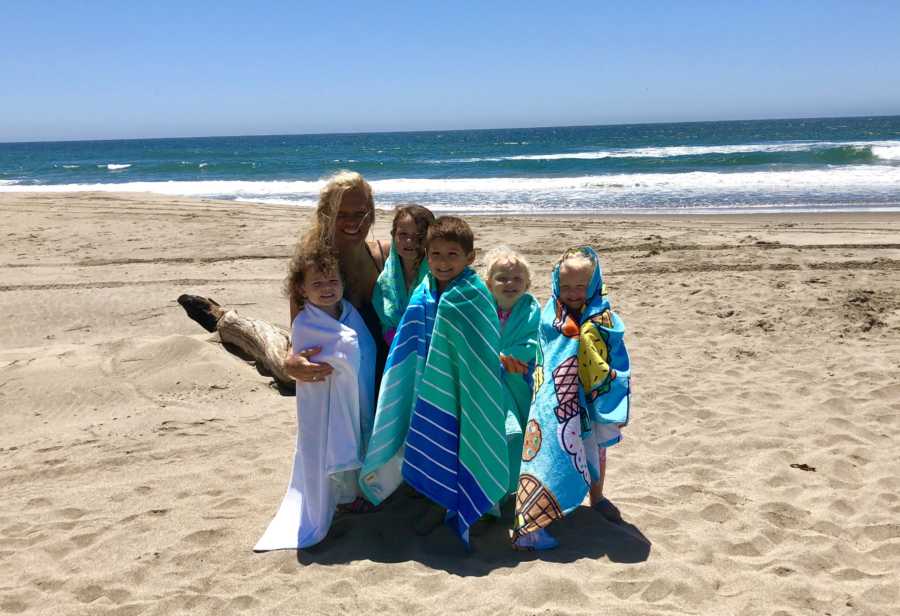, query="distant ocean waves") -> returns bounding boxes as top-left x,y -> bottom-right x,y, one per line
3,119 -> 900,213
3,165 -> 900,213
423,140 -> 900,164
